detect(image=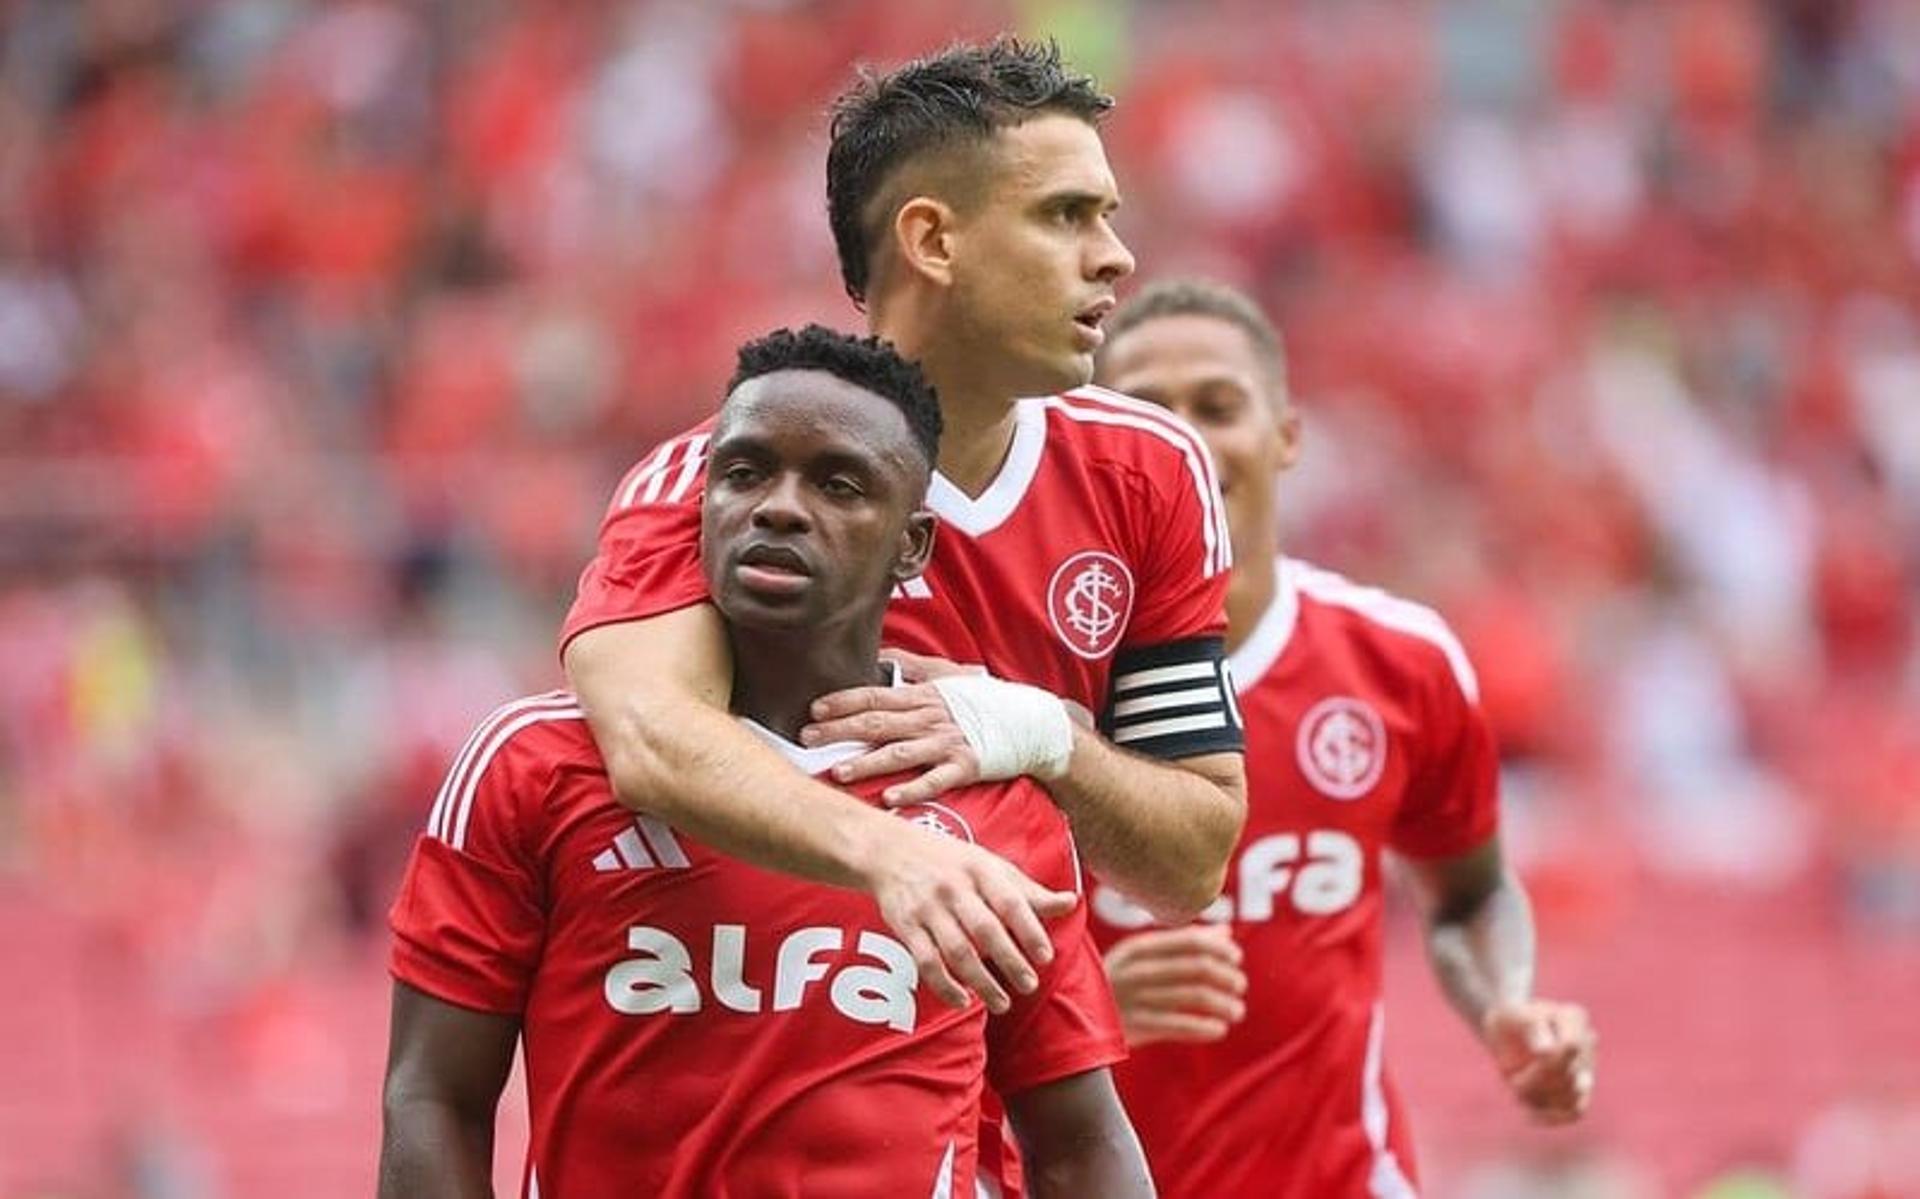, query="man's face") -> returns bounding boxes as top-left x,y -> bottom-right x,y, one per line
1096,313 -> 1299,558
946,114 -> 1137,397
702,370 -> 935,633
